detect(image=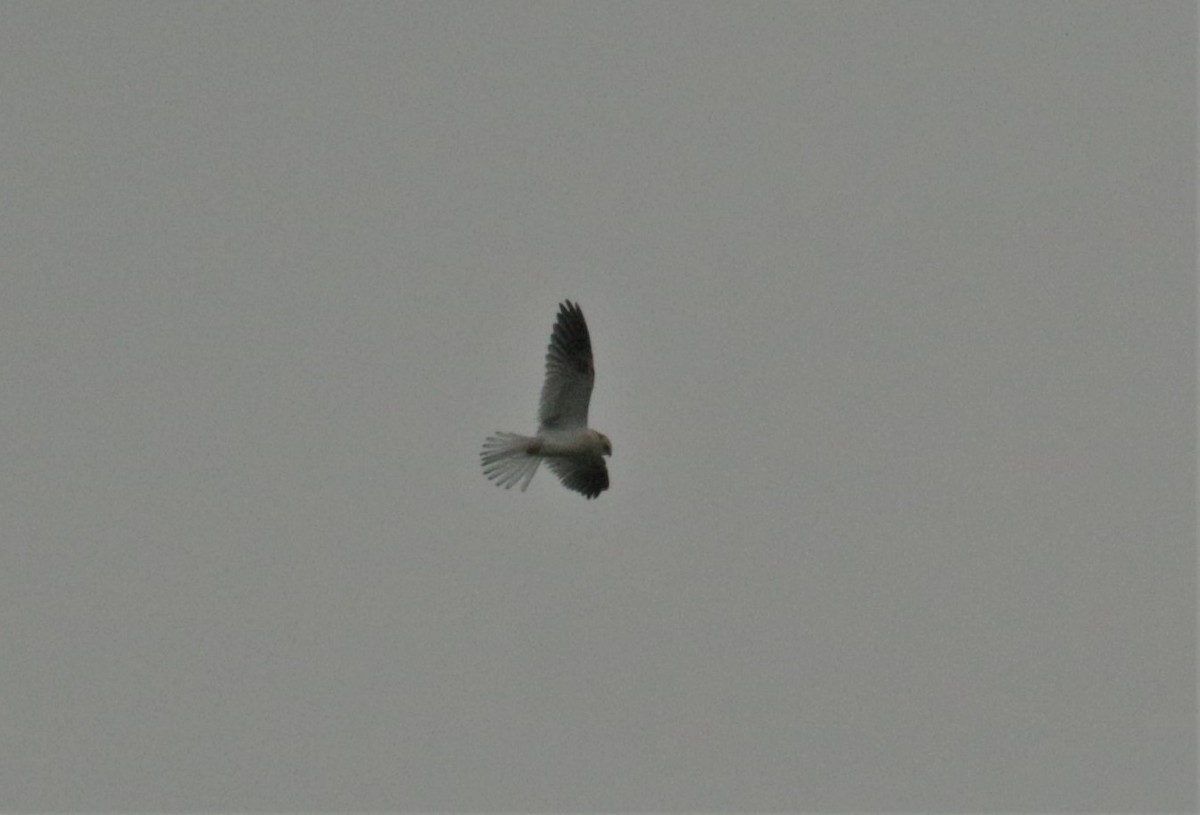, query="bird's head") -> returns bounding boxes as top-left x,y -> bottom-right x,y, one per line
596,432 -> 612,457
